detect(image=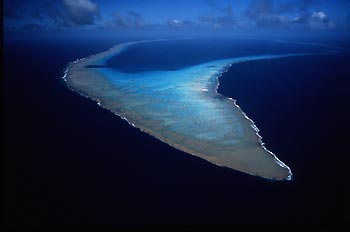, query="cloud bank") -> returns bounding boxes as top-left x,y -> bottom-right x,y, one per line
3,0 -> 341,35
111,11 -> 146,28
198,1 -> 238,29
245,0 -> 335,29
28,0 -> 100,29
62,0 -> 100,25
167,19 -> 195,28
